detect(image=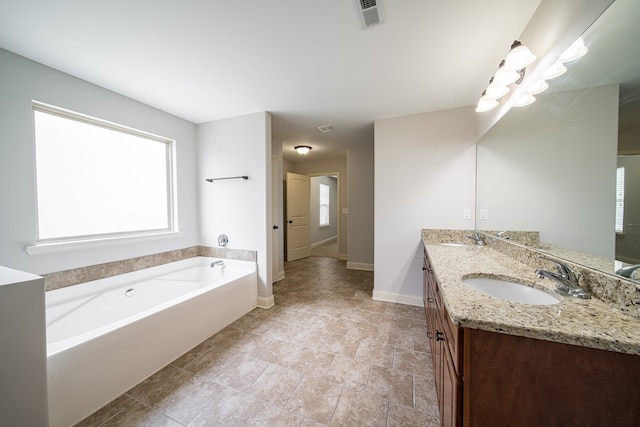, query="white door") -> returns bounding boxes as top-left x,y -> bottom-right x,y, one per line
286,172 -> 311,261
